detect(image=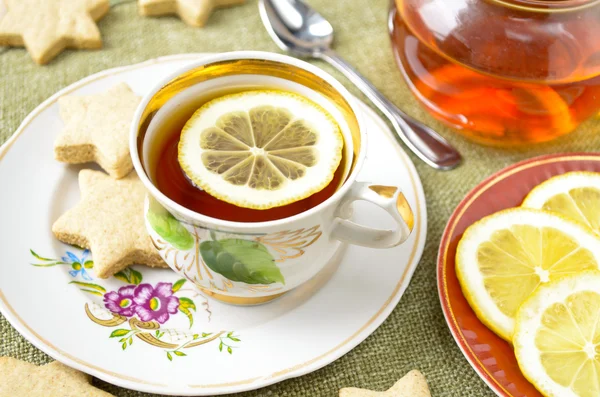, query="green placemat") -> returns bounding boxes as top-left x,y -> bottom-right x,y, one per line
1,1 -> 599,396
